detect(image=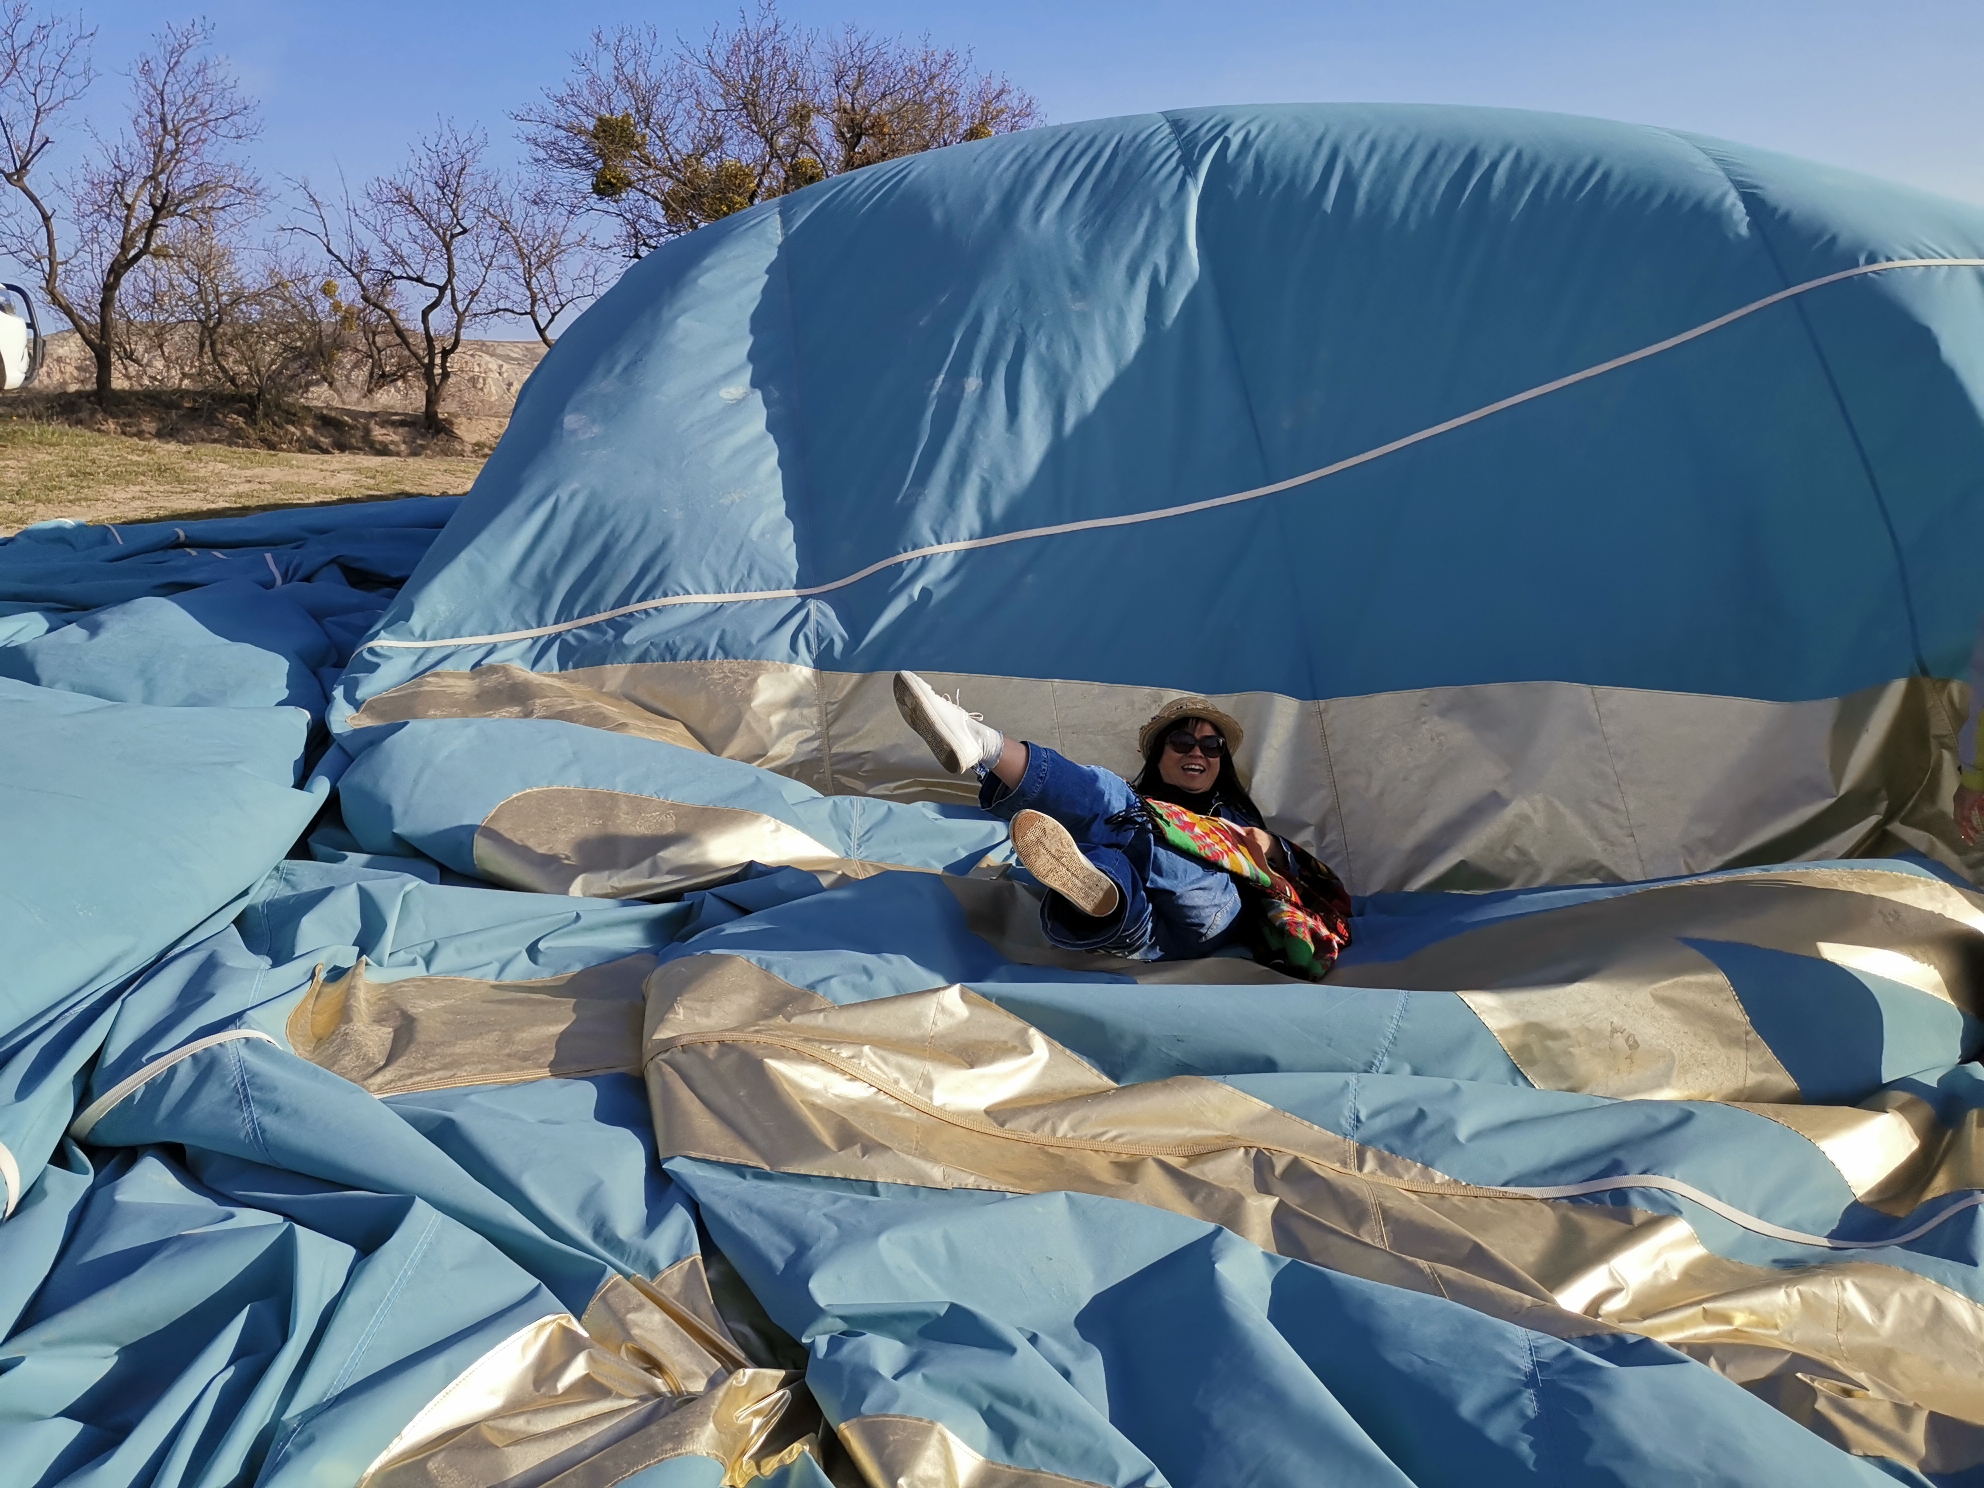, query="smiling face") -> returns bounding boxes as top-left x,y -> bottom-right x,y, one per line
1157,718 -> 1224,794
